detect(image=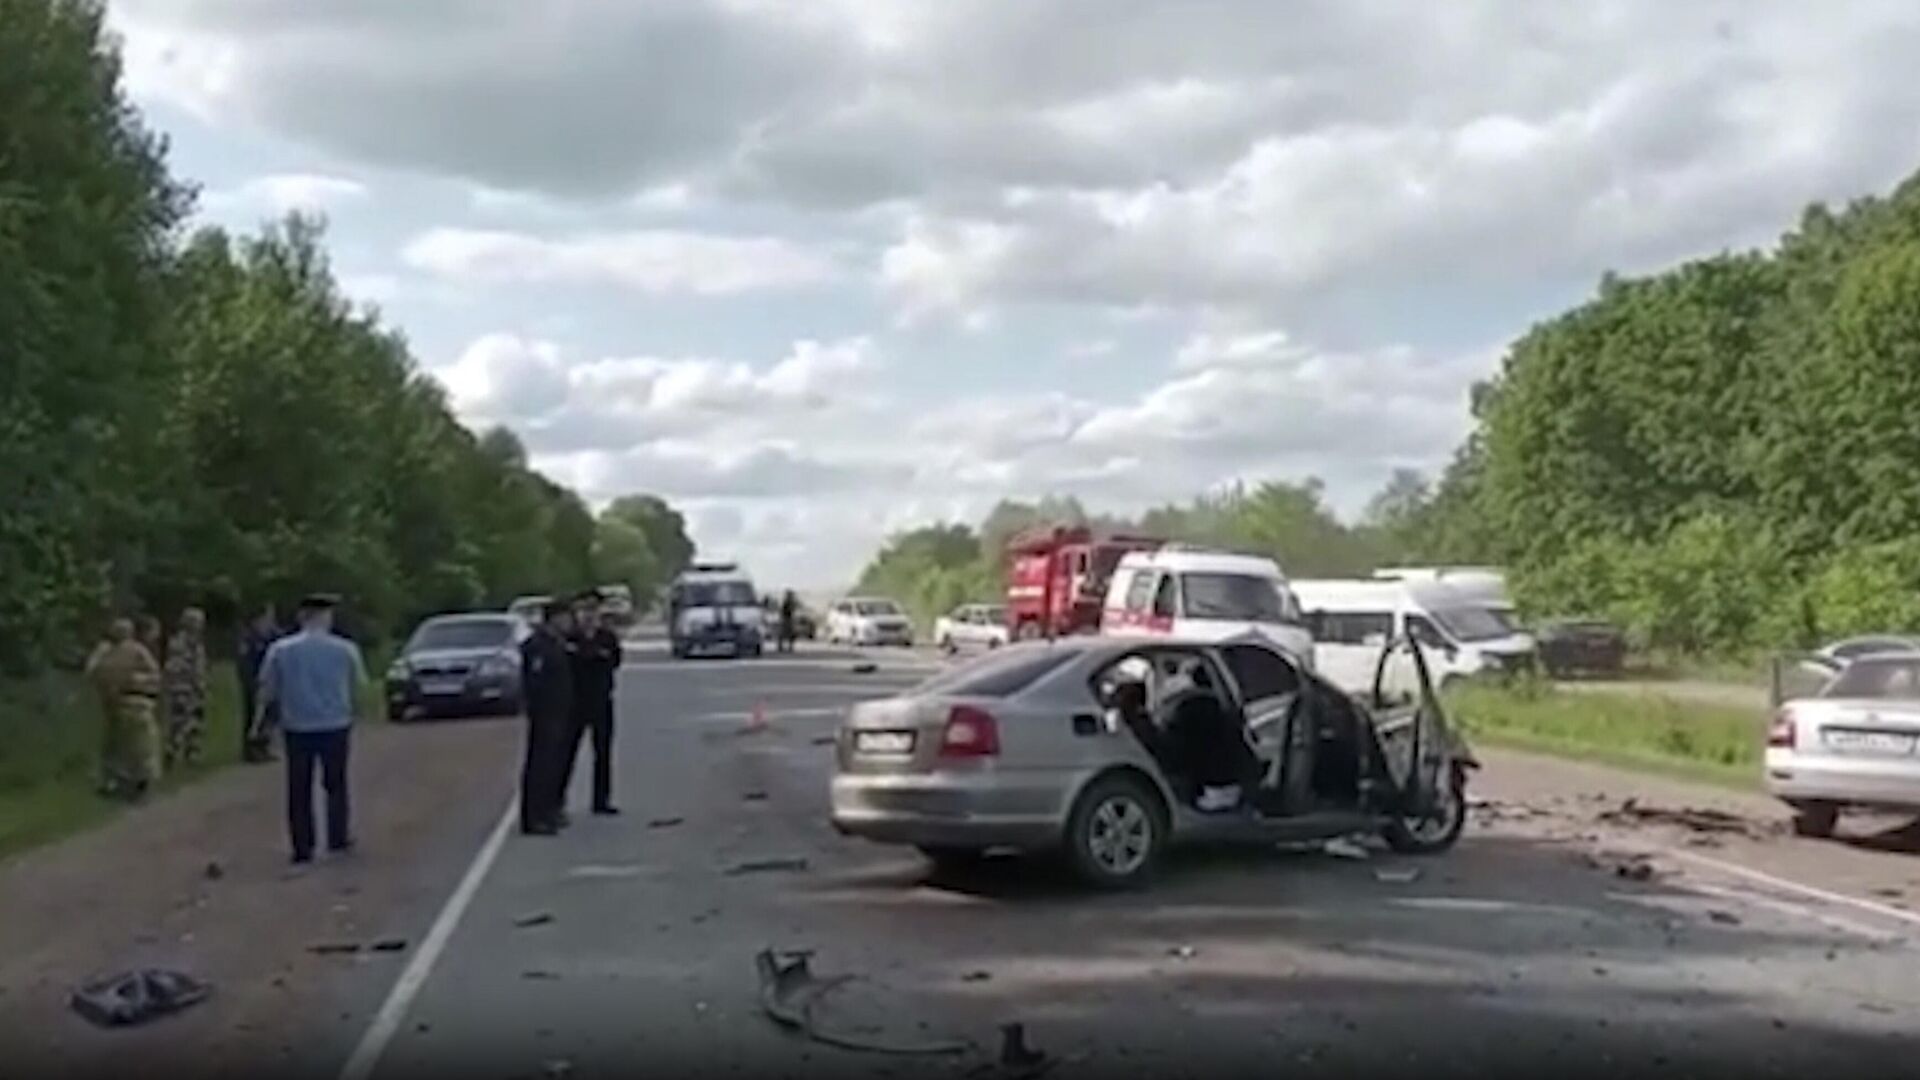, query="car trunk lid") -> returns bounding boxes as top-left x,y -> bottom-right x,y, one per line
838,694 -> 994,774
1788,698 -> 1920,759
